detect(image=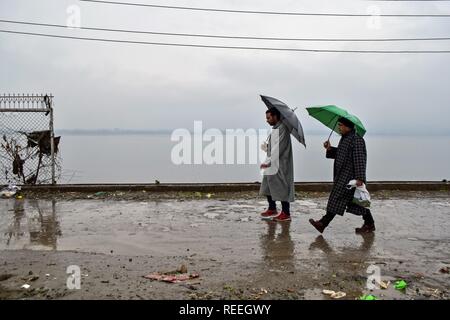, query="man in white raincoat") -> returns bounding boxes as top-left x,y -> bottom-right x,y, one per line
259,107 -> 295,222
